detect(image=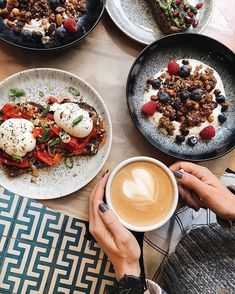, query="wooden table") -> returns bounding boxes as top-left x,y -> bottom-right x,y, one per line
0,0 -> 234,220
